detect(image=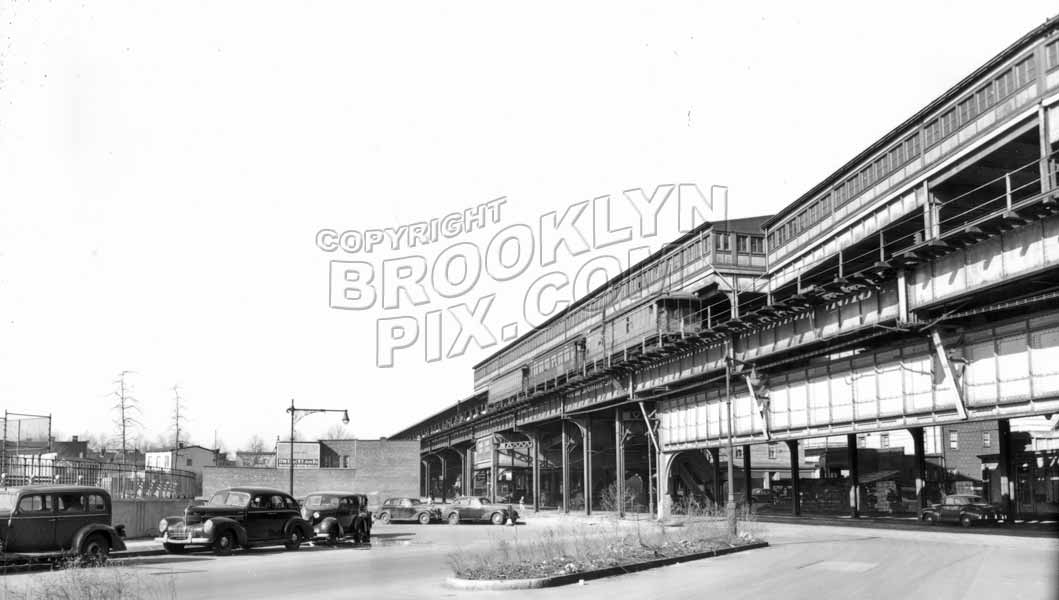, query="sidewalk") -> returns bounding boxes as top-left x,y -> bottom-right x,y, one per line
113,538 -> 166,558
752,511 -> 1059,537
519,507 -> 1058,537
